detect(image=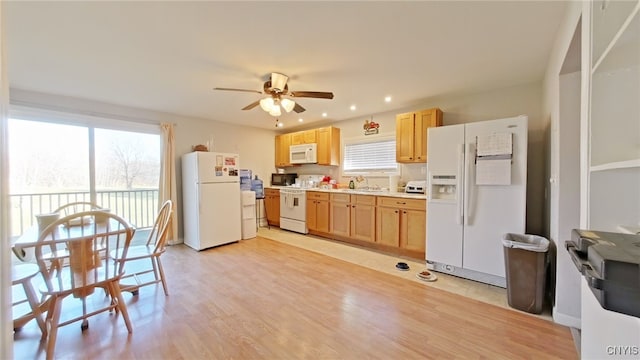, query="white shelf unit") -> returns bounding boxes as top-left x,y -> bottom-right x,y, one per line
590,158 -> 640,172
587,0 -> 640,232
